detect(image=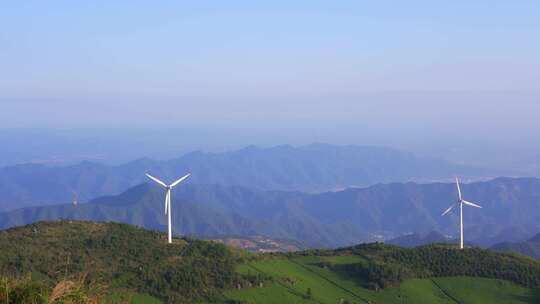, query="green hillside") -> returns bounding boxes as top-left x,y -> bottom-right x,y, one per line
2,221 -> 540,304
225,250 -> 540,304
0,221 -> 255,304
